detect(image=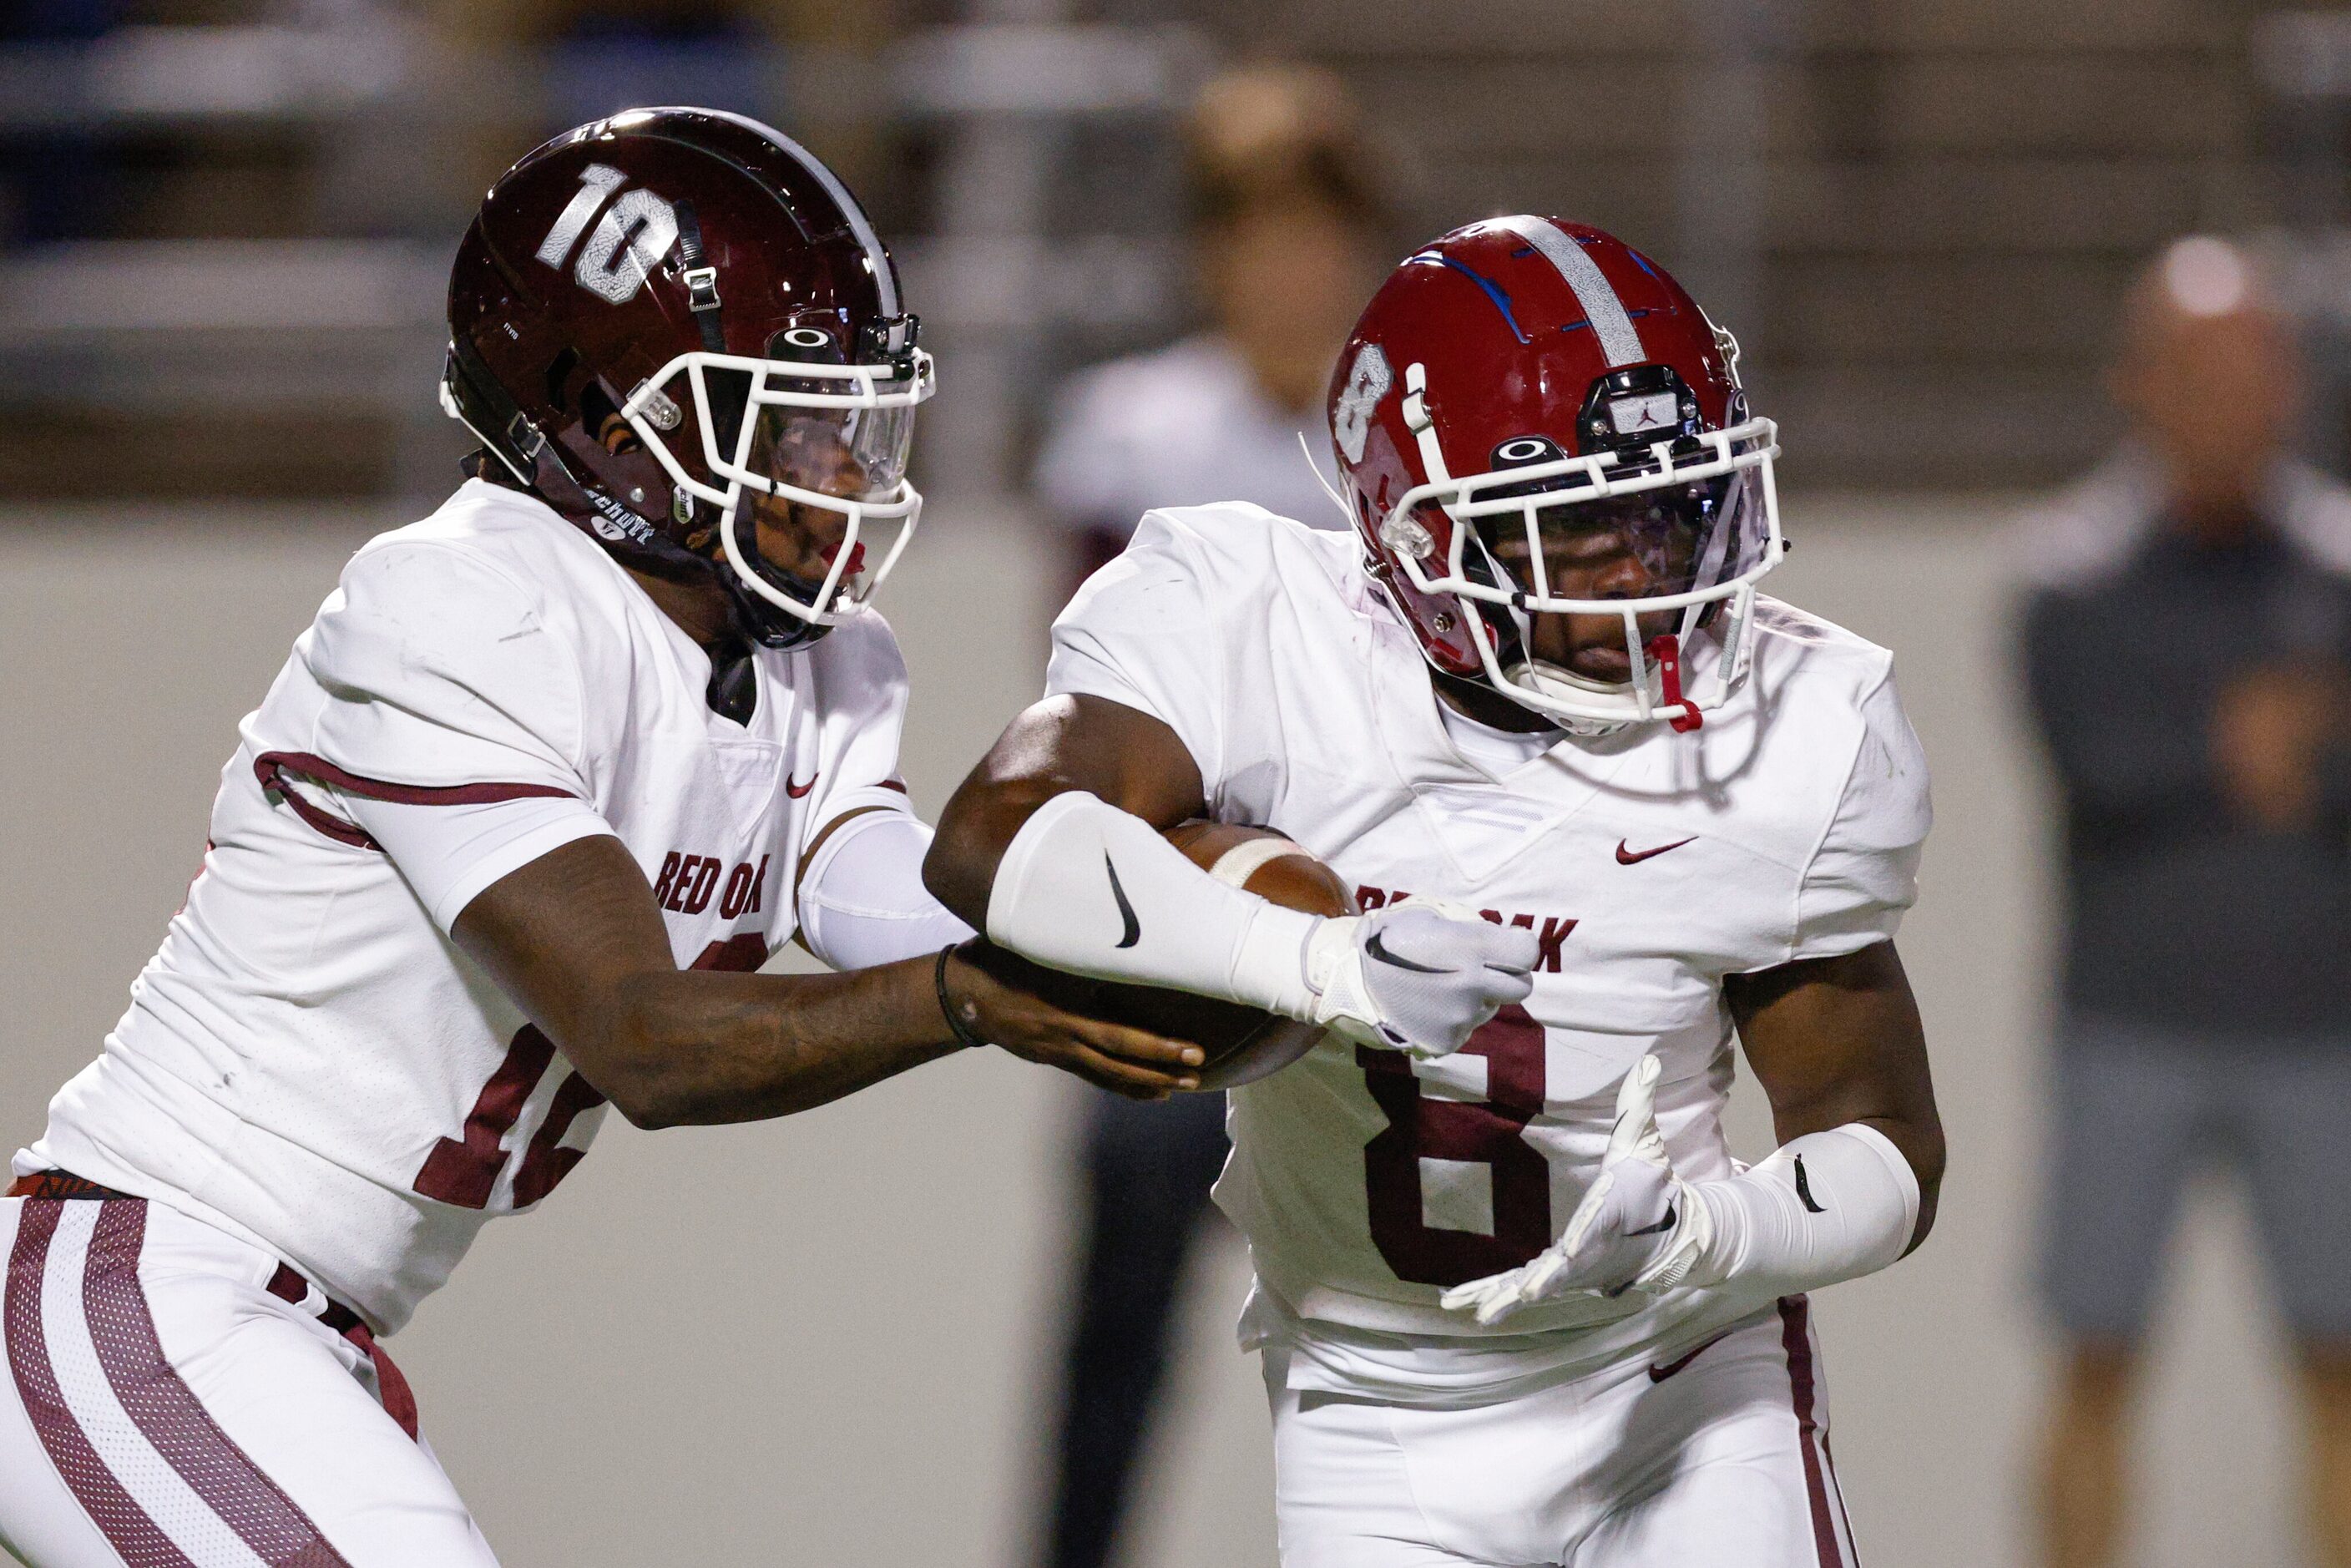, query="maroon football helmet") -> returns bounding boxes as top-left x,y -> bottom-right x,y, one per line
1328,217 -> 1782,730
442,107 -> 933,648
